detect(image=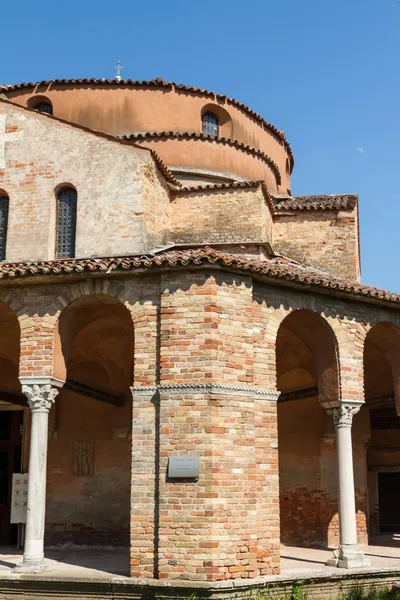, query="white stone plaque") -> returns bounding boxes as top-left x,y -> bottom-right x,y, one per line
10,474 -> 28,524
168,456 -> 199,479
